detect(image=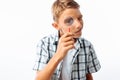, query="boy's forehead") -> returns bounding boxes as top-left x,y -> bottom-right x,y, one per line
61,8 -> 82,17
